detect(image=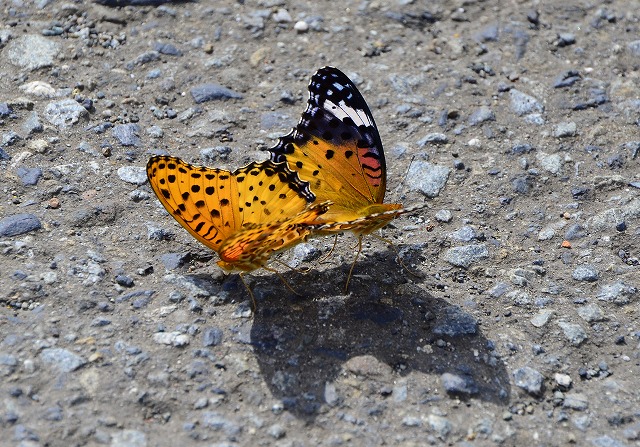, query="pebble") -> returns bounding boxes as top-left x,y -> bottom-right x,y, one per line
406,160 -> 450,198
449,226 -> 478,242
110,429 -> 147,447
572,265 -> 599,282
536,151 -> 563,175
512,176 -> 532,194
200,146 -> 232,163
628,40 -> 640,57
435,209 -> 452,223
428,414 -> 452,439
0,214 -> 42,237
553,122 -> 577,138
125,51 -> 160,70
555,373 -> 572,389
273,8 -> 292,23
530,310 -> 554,328
16,167 -> 43,186
202,327 -> 223,347
0,102 -> 12,117
152,42 -> 182,56
509,89 -> 544,116
39,348 -> 86,373
417,133 -> 449,146
597,281 -> 636,305
402,416 -> 422,427
468,106 -> 495,125
294,20 -> 309,33
112,123 -> 142,147
577,304 -> 605,322
146,125 -> 164,138
190,84 -> 243,103
565,223 -> 586,240
432,306 -> 478,336
3,35 -> 60,71
19,81 -> 56,97
558,321 -> 588,346
44,99 -> 89,128
201,412 -> 242,437
553,70 -> 581,88
563,392 -> 588,411
441,372 -> 479,395
22,111 -> 43,135
153,331 -> 190,347
513,366 -> 544,396
267,424 -> 286,439
443,244 -> 489,268
117,166 -> 147,185
160,253 -> 190,270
